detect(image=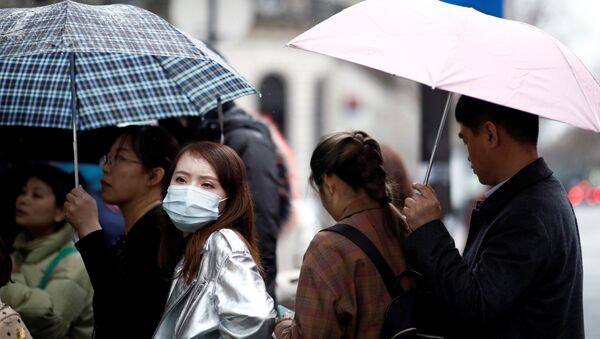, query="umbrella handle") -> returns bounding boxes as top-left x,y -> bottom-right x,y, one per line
423,92 -> 452,185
